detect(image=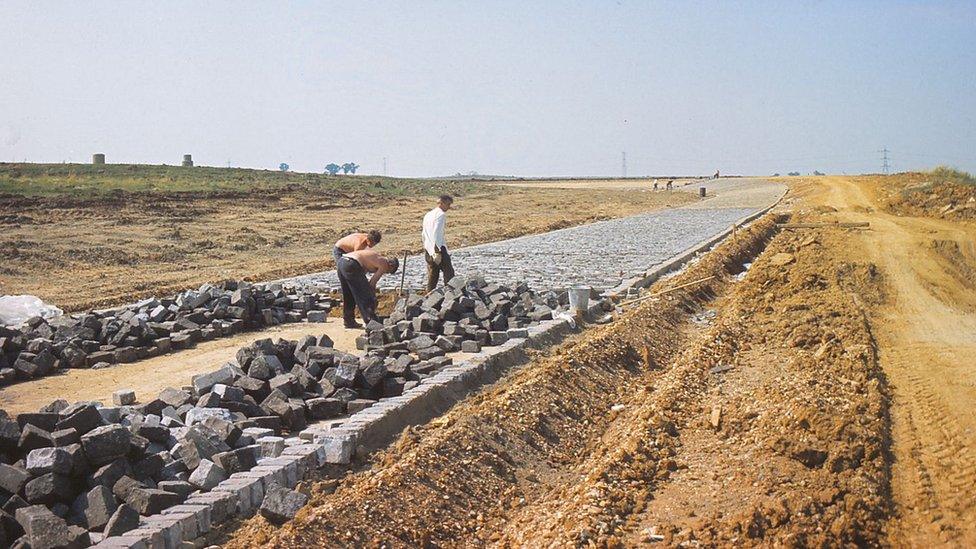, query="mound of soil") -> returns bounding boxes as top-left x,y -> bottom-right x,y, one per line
878,172 -> 976,220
